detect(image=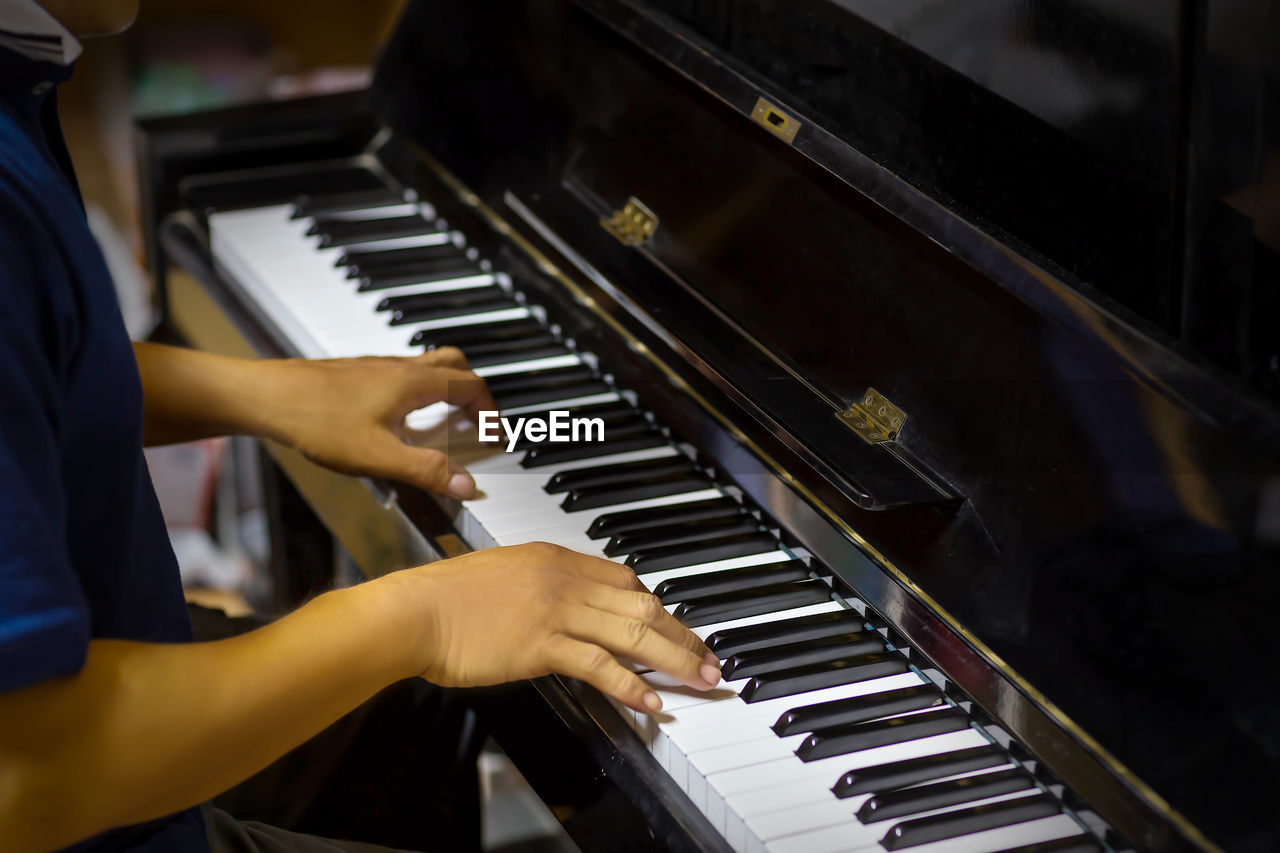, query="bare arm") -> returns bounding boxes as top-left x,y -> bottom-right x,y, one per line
0,544 -> 720,853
